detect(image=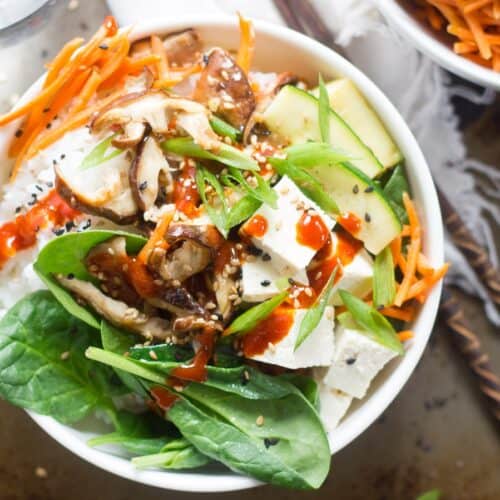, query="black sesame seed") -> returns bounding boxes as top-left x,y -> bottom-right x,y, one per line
46,123 -> 52,129
65,221 -> 75,231
15,129 -> 23,138
41,49 -> 48,58
247,245 -> 263,257
288,277 -> 295,285
262,253 -> 271,262
79,21 -> 89,31
260,280 -> 271,287
364,186 -> 374,193
99,44 -> 109,50
15,206 -> 22,214
346,357 -> 356,365
264,438 -> 279,448
202,53 -> 209,64
35,184 -> 43,192
139,180 -> 148,191
60,154 -> 66,160
34,226 -> 40,233
82,219 -> 92,230
52,159 -> 57,166
364,213 -> 371,223
47,181 -> 54,188
67,273 -> 75,280
43,107 -> 50,113
53,228 -> 65,236
352,184 -> 359,194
